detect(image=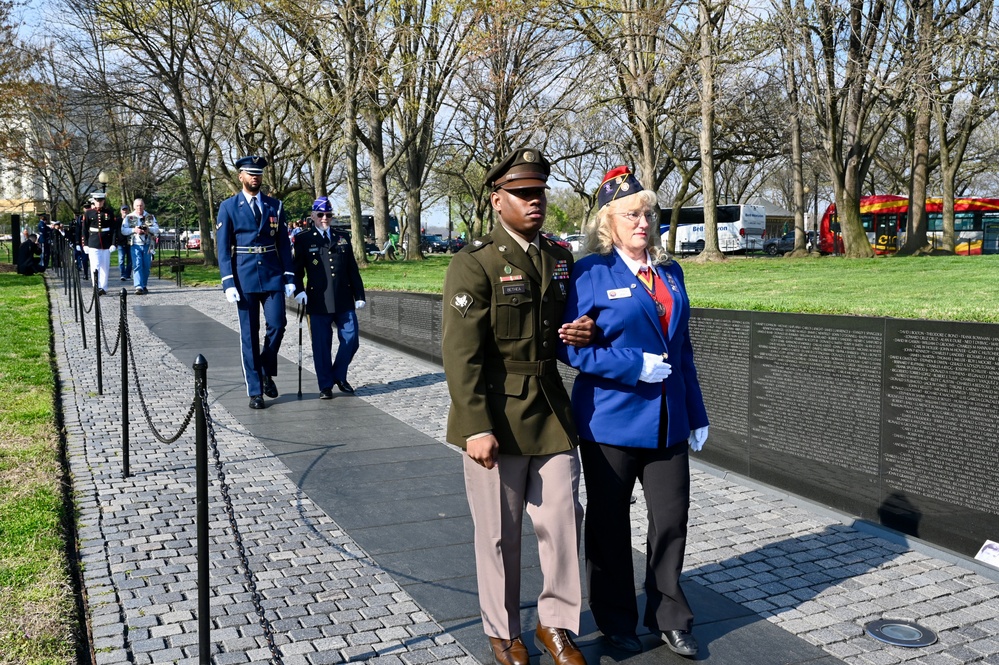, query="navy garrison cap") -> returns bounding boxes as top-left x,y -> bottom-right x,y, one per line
485,147 -> 550,191
597,166 -> 643,209
312,197 -> 333,213
235,155 -> 268,175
